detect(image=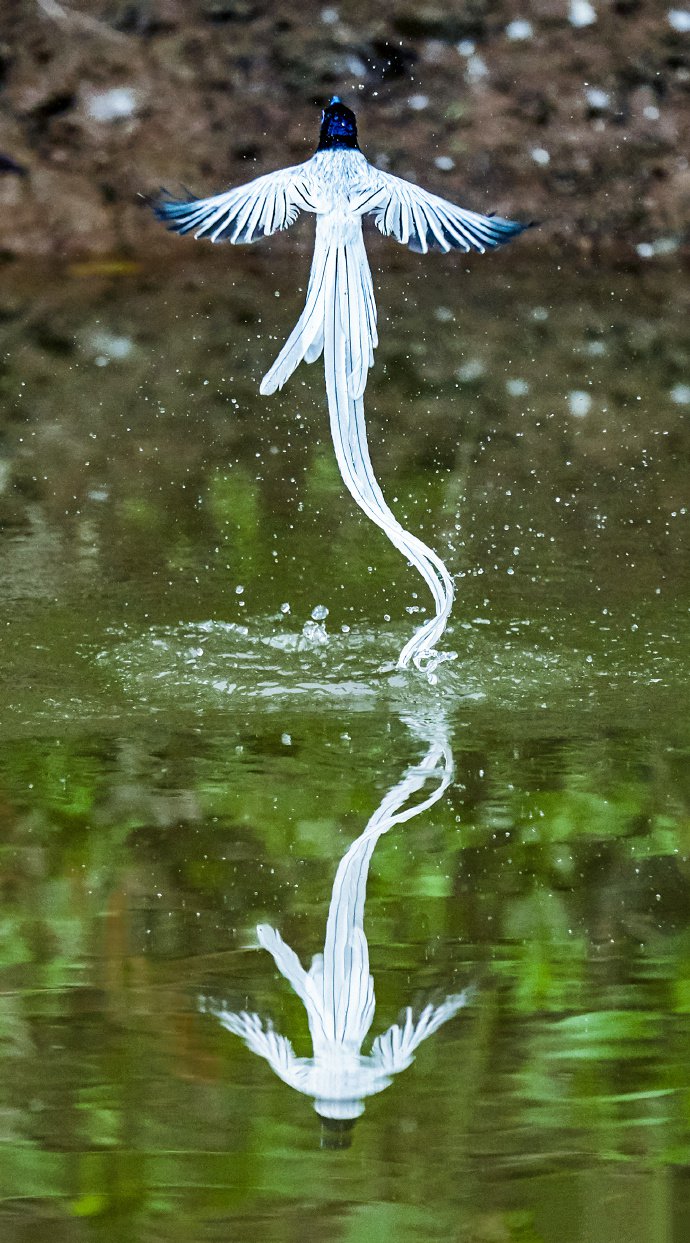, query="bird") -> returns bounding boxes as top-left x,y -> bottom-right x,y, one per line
201,713 -> 468,1146
152,98 -> 530,671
